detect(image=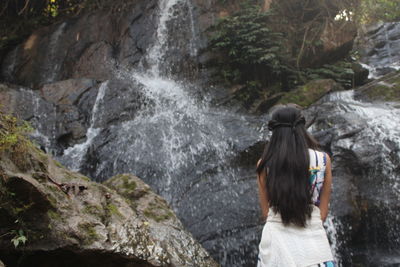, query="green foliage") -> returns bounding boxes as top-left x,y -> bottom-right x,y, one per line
357,0 -> 400,23
209,3 -> 293,88
11,229 -> 27,248
304,61 -> 355,89
0,113 -> 33,152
